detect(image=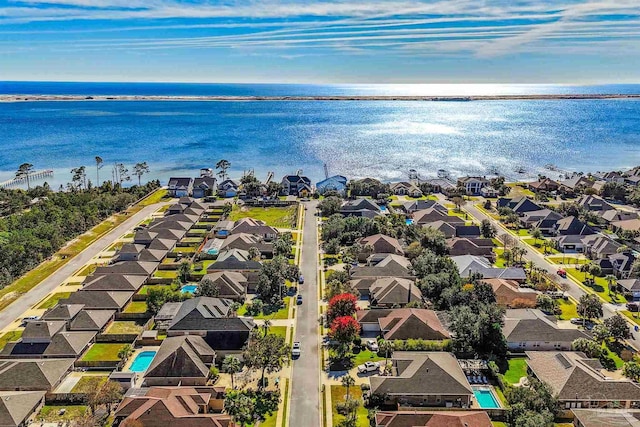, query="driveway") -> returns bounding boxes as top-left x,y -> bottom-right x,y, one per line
0,202 -> 166,332
289,200 -> 320,427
